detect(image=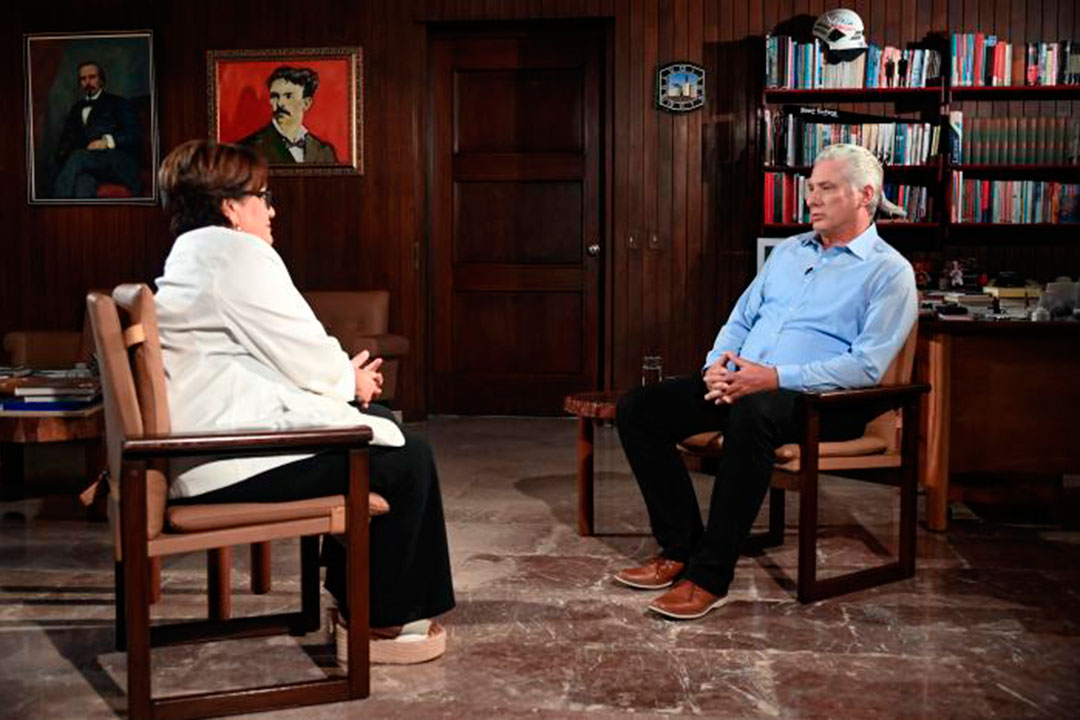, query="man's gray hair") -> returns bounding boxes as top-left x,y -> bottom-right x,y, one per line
813,143 -> 905,218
